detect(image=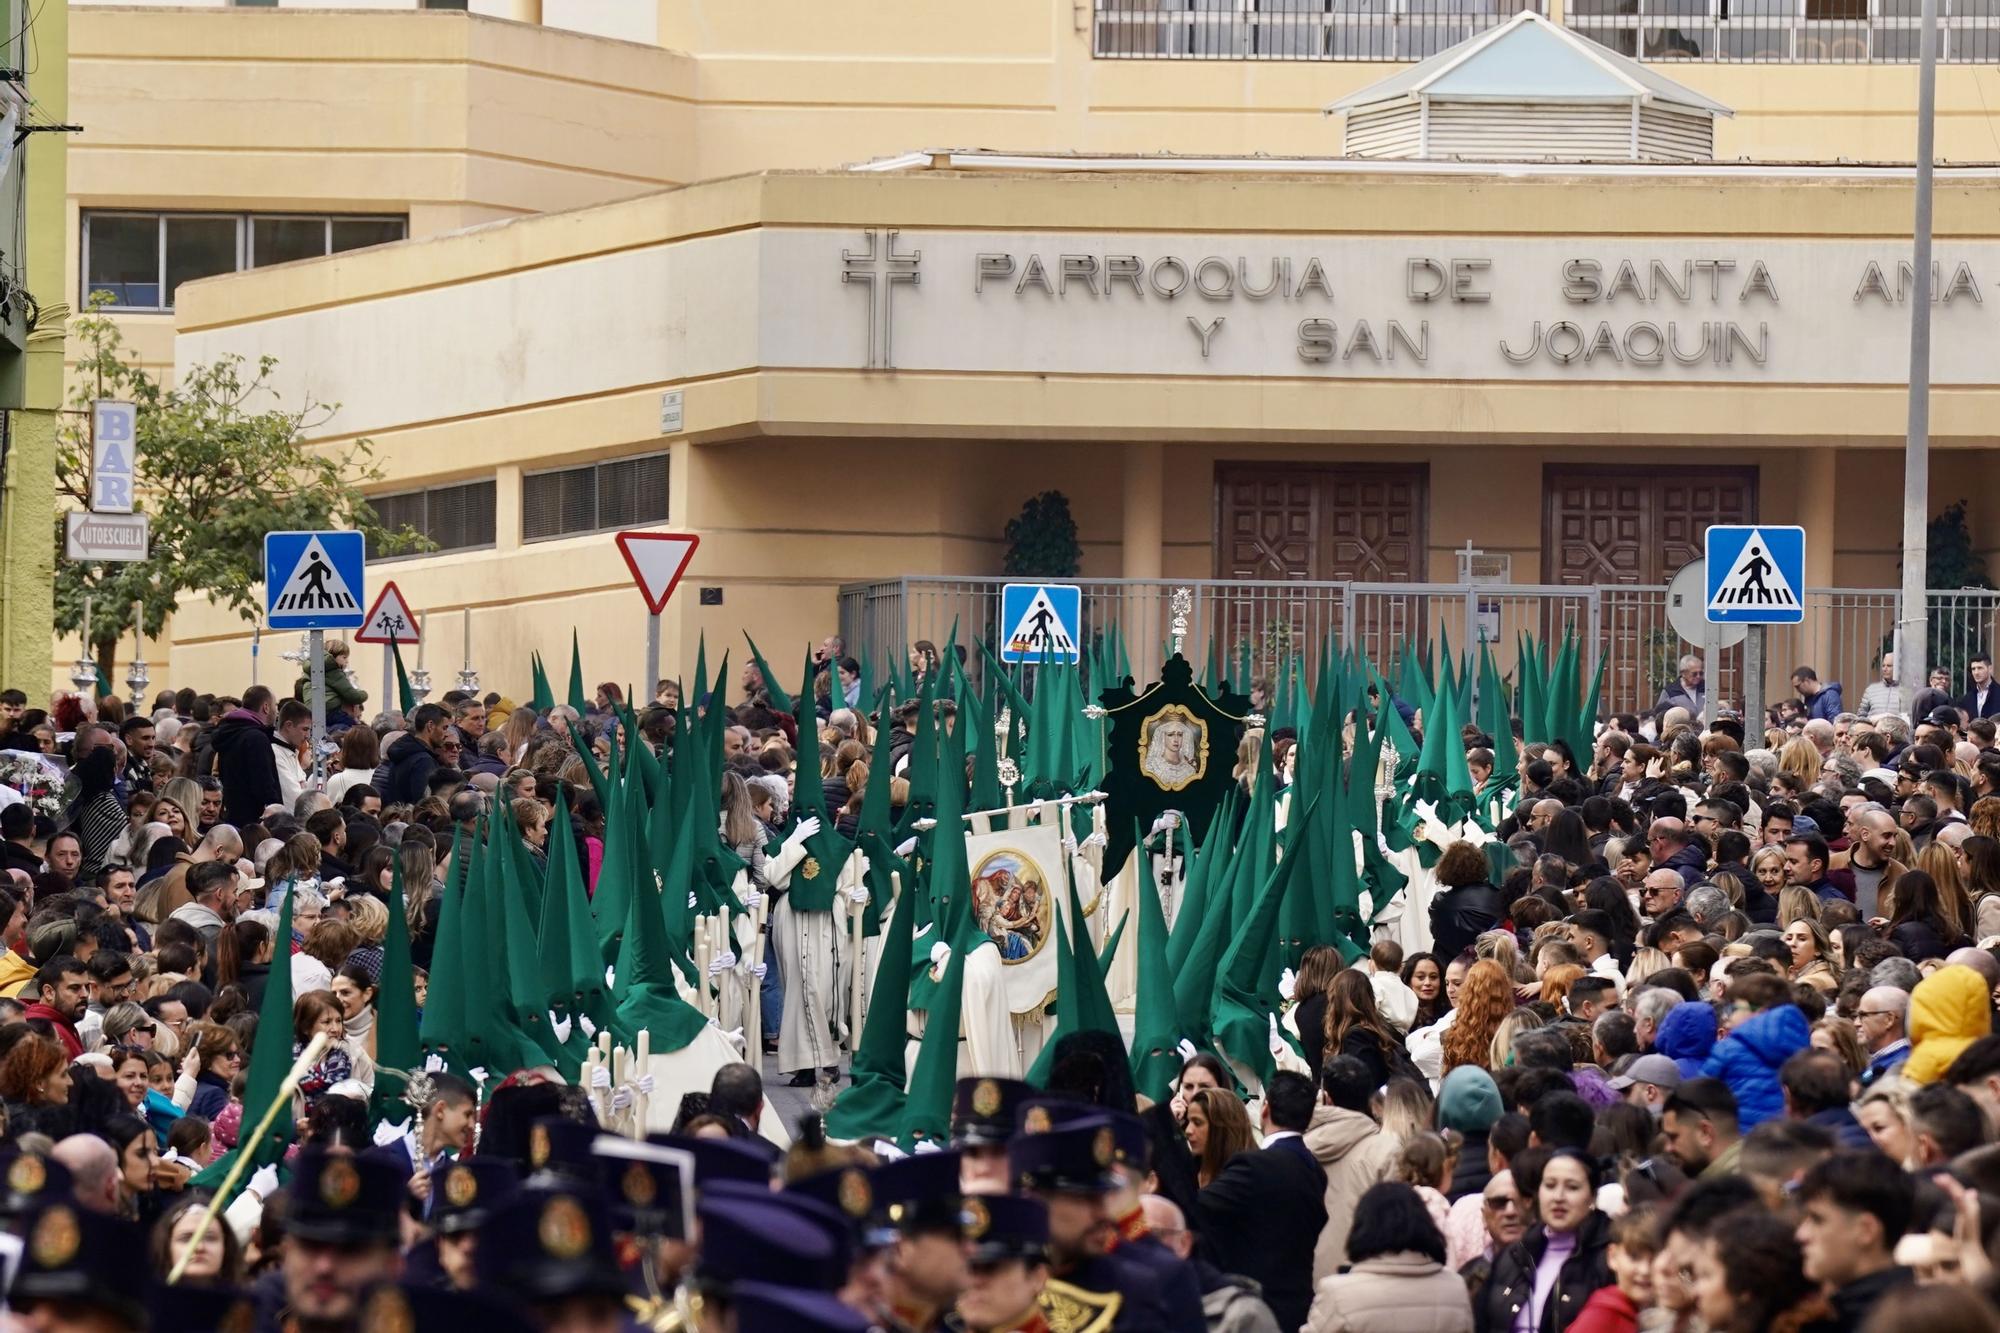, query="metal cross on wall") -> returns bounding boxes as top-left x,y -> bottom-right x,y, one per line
841,228 -> 921,370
